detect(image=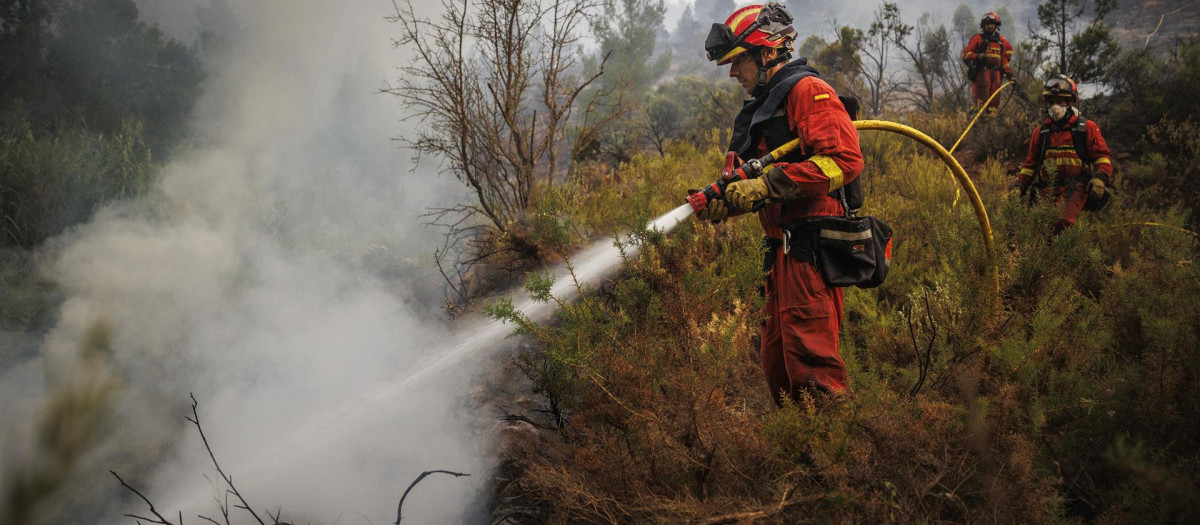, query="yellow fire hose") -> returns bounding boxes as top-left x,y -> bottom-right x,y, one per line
696,121 -> 1000,299
855,120 -> 1000,298
947,80 -> 1015,207
949,80 -> 1015,155
1114,222 -> 1200,238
